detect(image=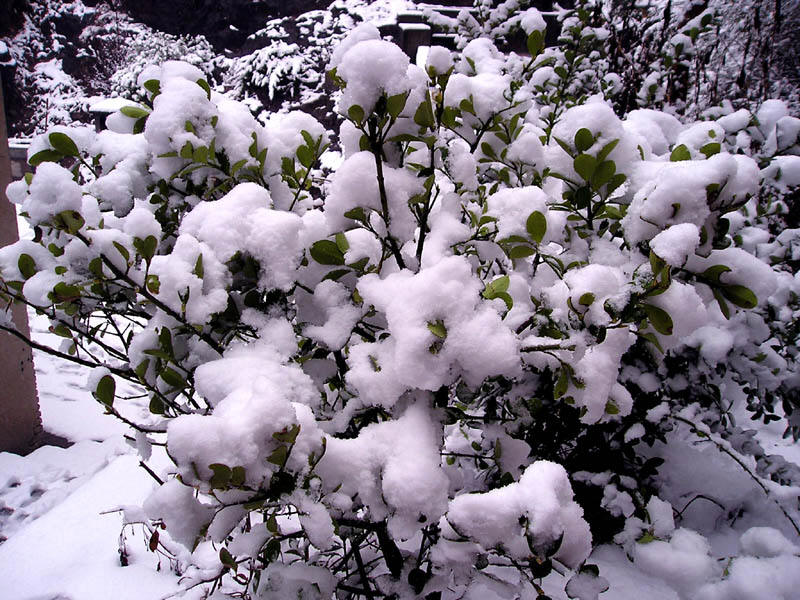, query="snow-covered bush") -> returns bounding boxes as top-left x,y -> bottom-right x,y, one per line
2,5 -> 800,599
